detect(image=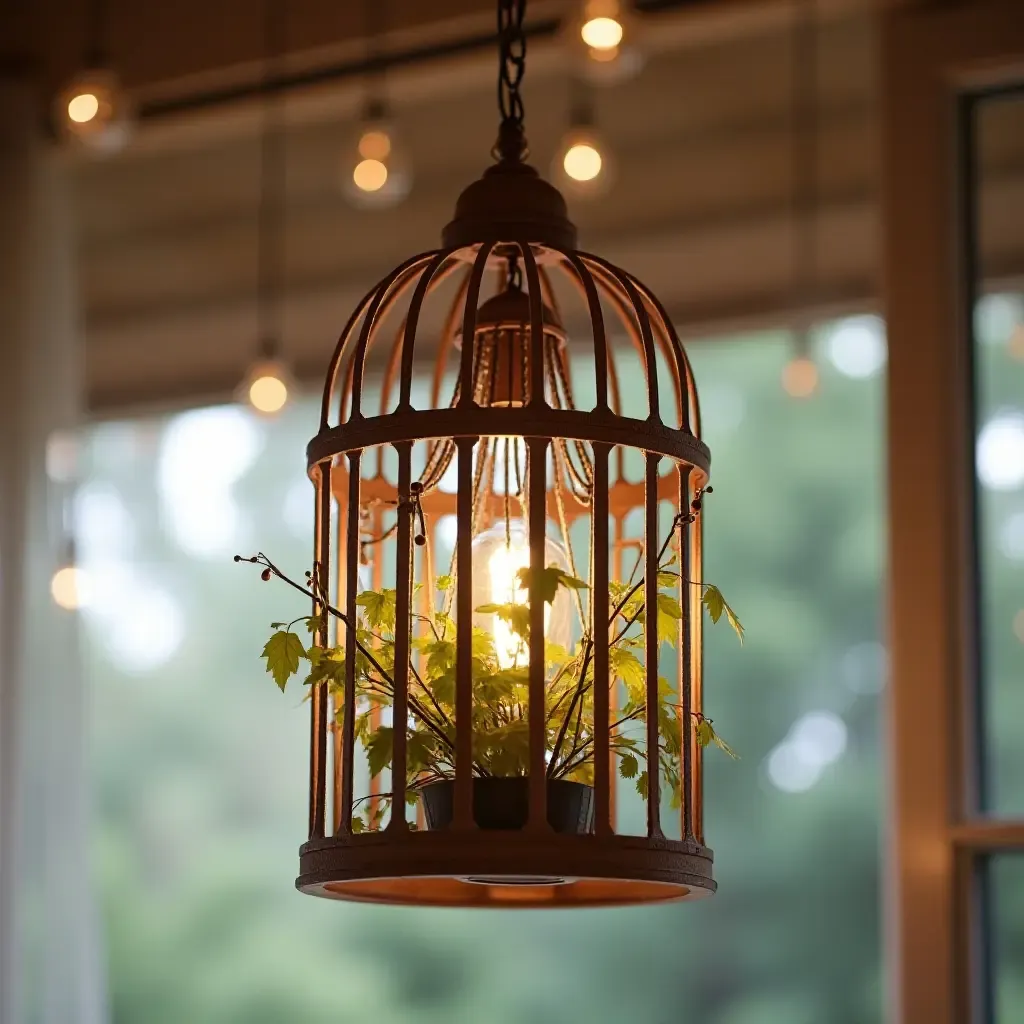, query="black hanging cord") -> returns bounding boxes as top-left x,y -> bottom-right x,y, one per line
86,0 -> 110,66
495,0 -> 528,162
257,0 -> 287,360
790,0 -> 818,319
